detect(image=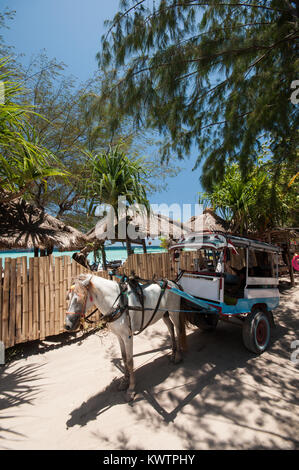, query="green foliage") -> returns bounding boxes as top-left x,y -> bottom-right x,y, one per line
200,153 -> 299,234
84,145 -> 150,216
0,9 -> 180,232
159,236 -> 171,250
0,8 -> 15,59
14,51 -> 178,229
0,59 -> 68,203
98,0 -> 299,190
